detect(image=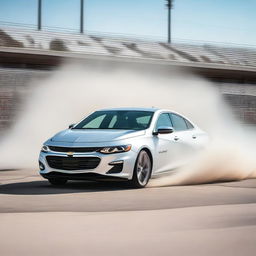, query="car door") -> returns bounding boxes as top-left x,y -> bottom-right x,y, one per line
183,117 -> 209,149
153,113 -> 182,174
169,113 -> 199,165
